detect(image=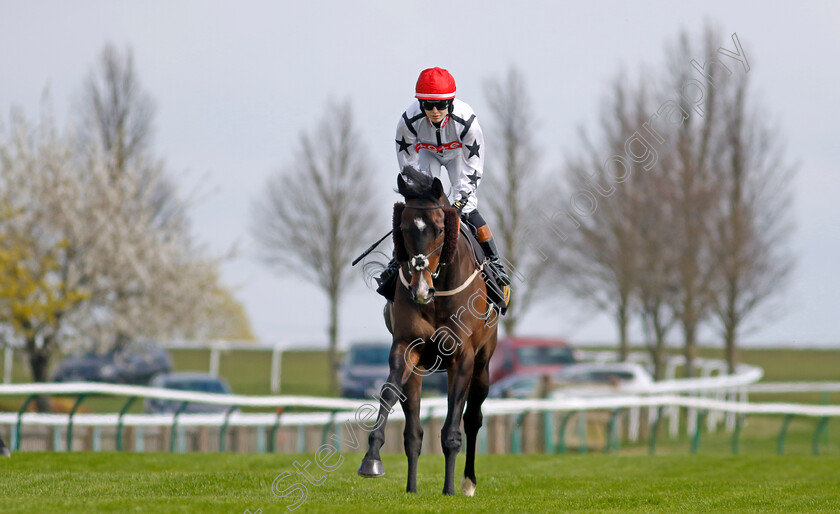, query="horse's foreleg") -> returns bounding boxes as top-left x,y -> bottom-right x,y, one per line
441,351 -> 474,495
461,364 -> 489,496
400,371 -> 423,493
358,340 -> 417,478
